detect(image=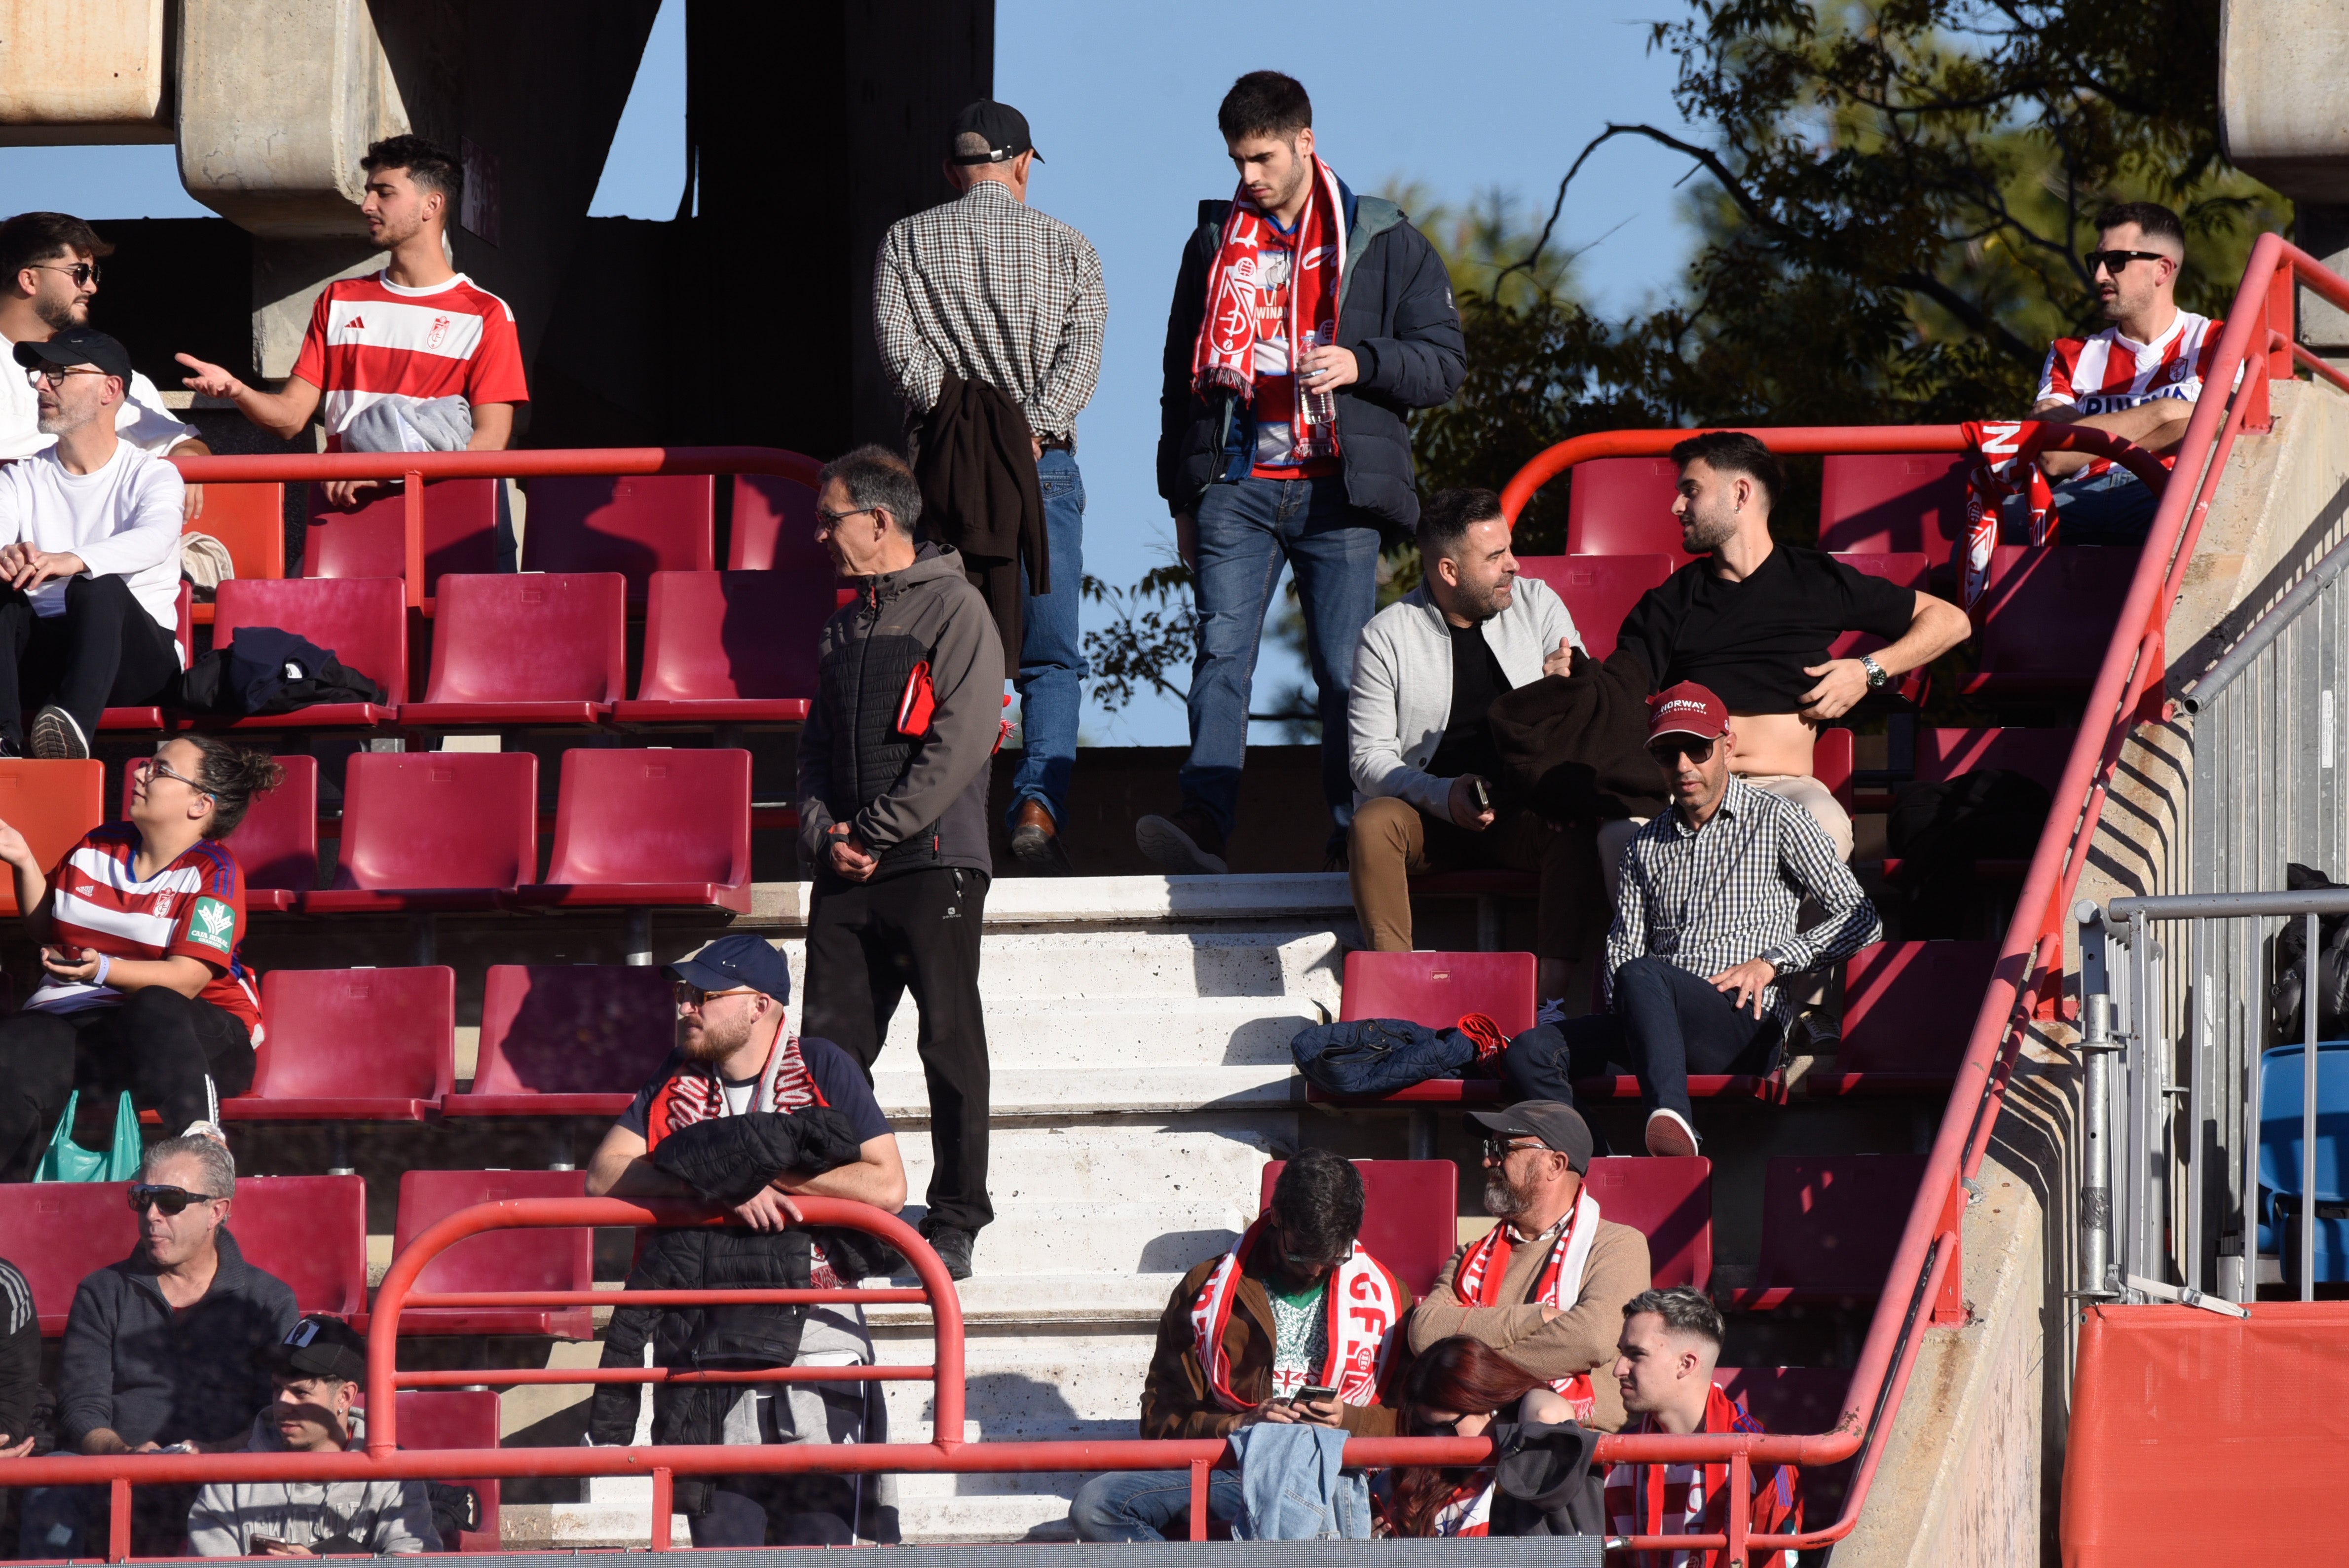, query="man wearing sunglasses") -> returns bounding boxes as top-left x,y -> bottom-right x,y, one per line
0,212 -> 212,523
1501,684 -> 1882,1157
33,1133 -> 297,1557
2028,201 -> 2222,544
